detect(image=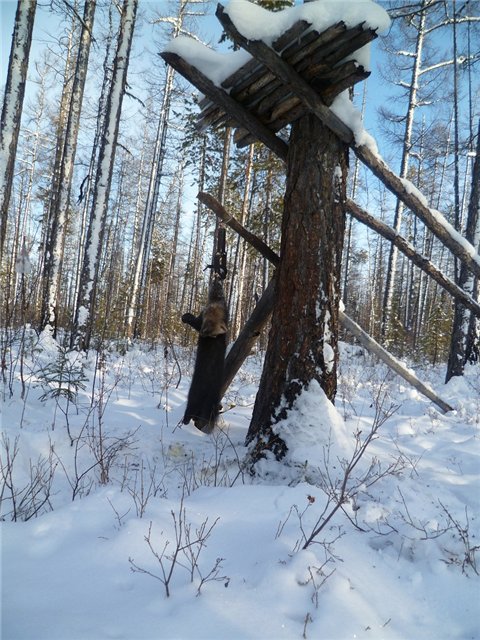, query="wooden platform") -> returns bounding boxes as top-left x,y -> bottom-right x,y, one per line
162,6 -> 377,149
